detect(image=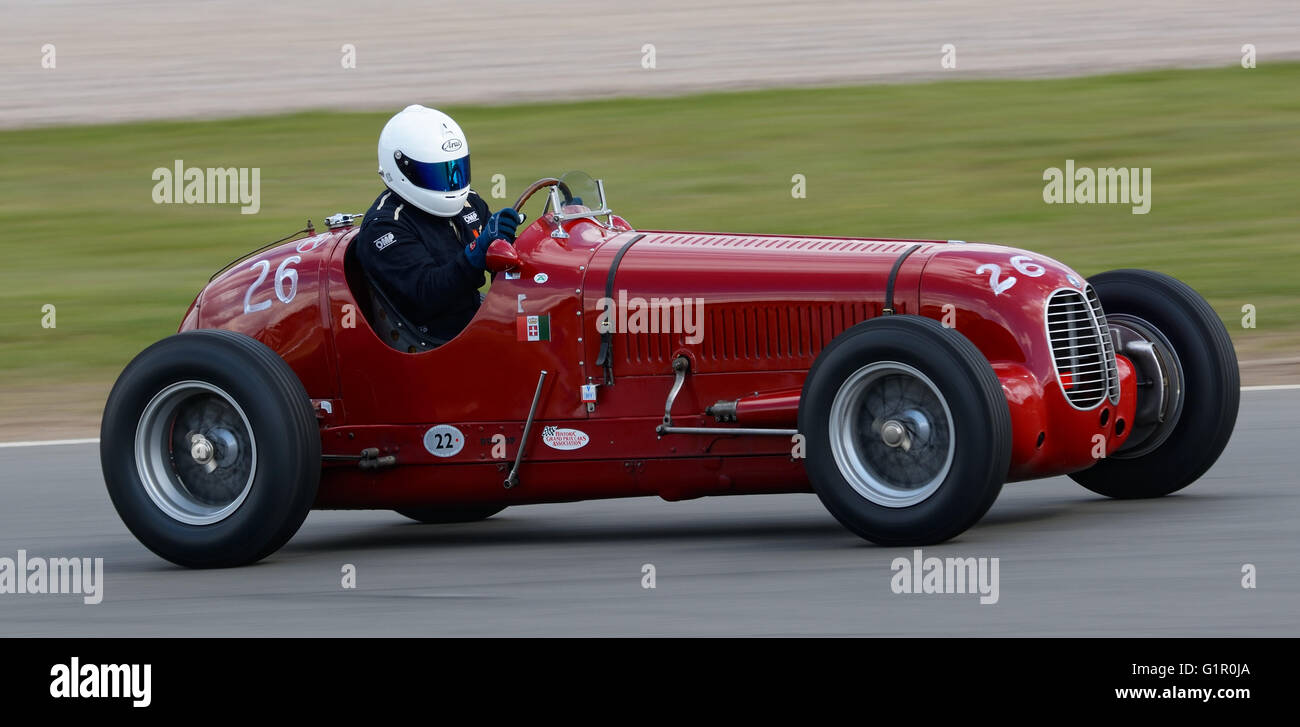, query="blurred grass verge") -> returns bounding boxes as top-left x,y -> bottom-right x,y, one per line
2,63 -> 1297,436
